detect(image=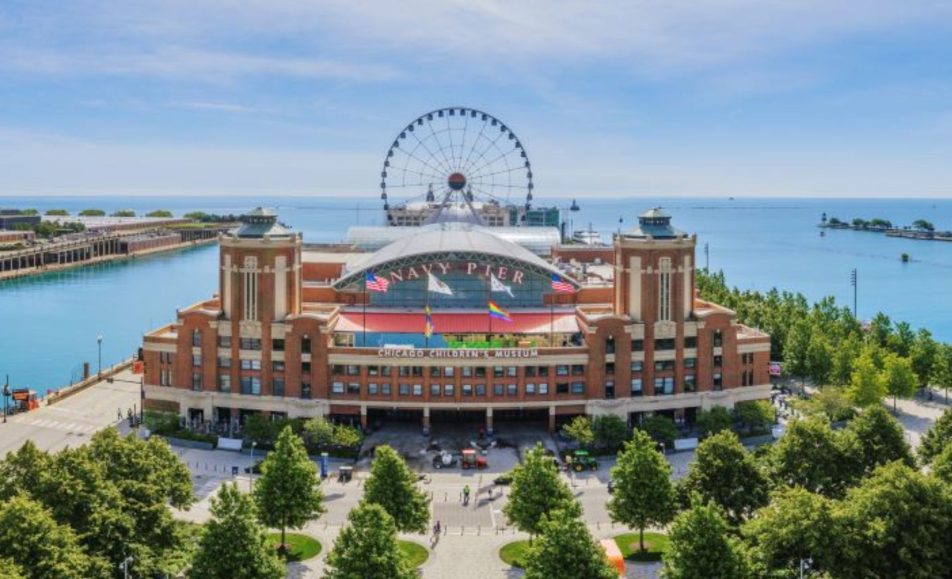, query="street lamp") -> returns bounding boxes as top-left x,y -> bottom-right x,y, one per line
97,334 -> 103,378
2,375 -> 10,424
249,441 -> 258,491
119,556 -> 133,579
